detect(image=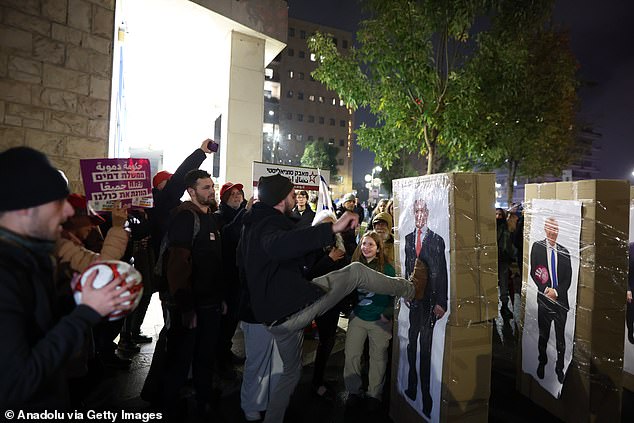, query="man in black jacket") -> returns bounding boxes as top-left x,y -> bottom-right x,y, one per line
214,181 -> 247,378
159,169 -> 225,419
240,174 -> 426,423
0,147 -> 137,410
530,217 -> 572,384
